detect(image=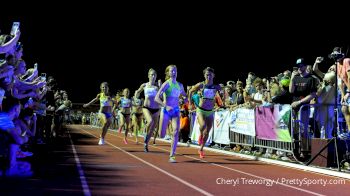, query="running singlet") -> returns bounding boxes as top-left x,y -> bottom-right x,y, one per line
100,93 -> 113,107
120,97 -> 131,108
201,83 -> 216,100
144,85 -> 158,97
165,80 -> 181,98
